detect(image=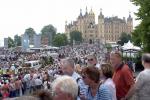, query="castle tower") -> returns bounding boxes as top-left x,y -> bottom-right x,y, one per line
65,21 -> 70,39
89,8 -> 95,24
127,12 -> 133,34
98,8 -> 104,40
77,9 -> 84,37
